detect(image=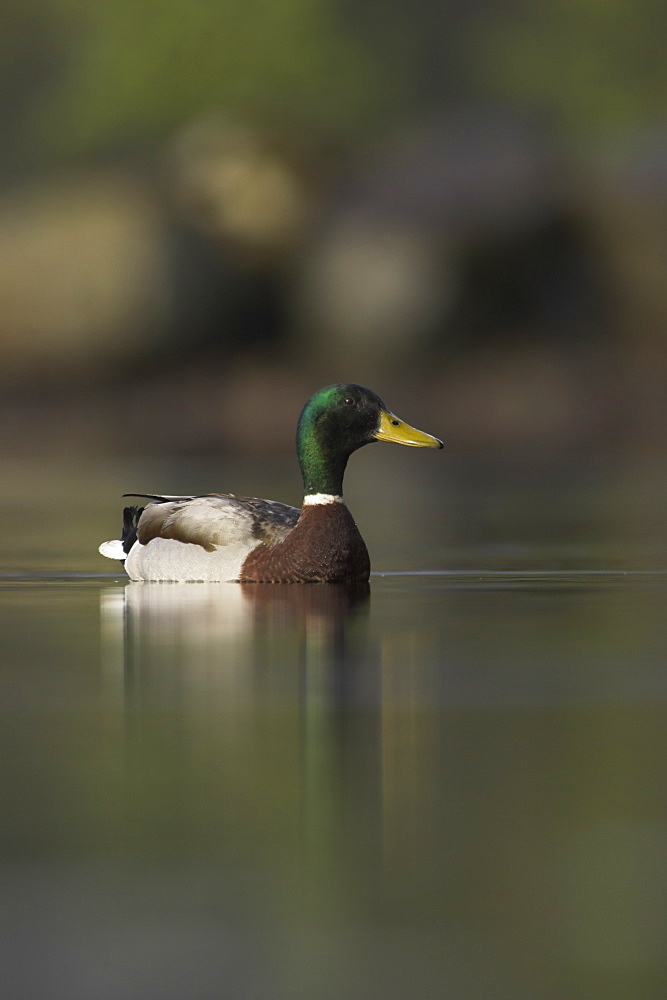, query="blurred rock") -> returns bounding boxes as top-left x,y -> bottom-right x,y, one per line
0,171 -> 171,379
166,117 -> 317,262
294,219 -> 446,371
